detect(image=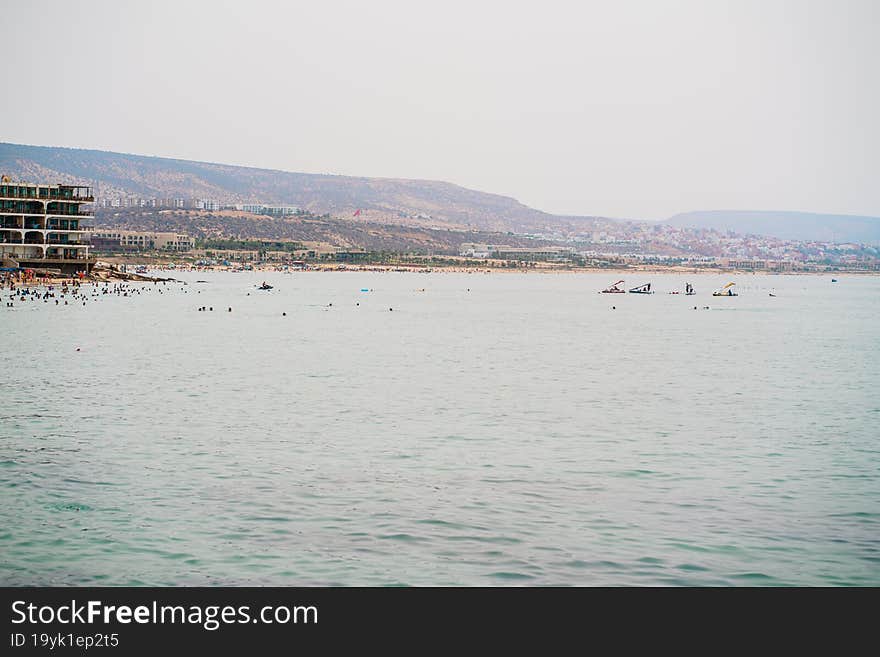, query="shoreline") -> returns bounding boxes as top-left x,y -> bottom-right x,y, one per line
90,255 -> 879,276
121,263 -> 879,276
3,261 -> 875,289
